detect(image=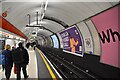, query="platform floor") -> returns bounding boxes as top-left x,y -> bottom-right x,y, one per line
0,47 -> 62,80
0,48 -> 38,80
